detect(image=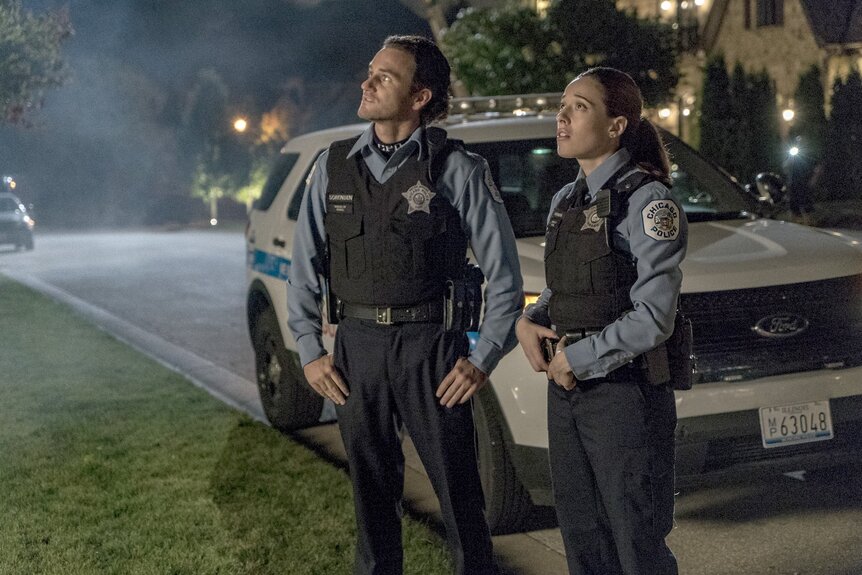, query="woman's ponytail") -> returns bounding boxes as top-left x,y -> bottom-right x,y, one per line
624,118 -> 671,186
